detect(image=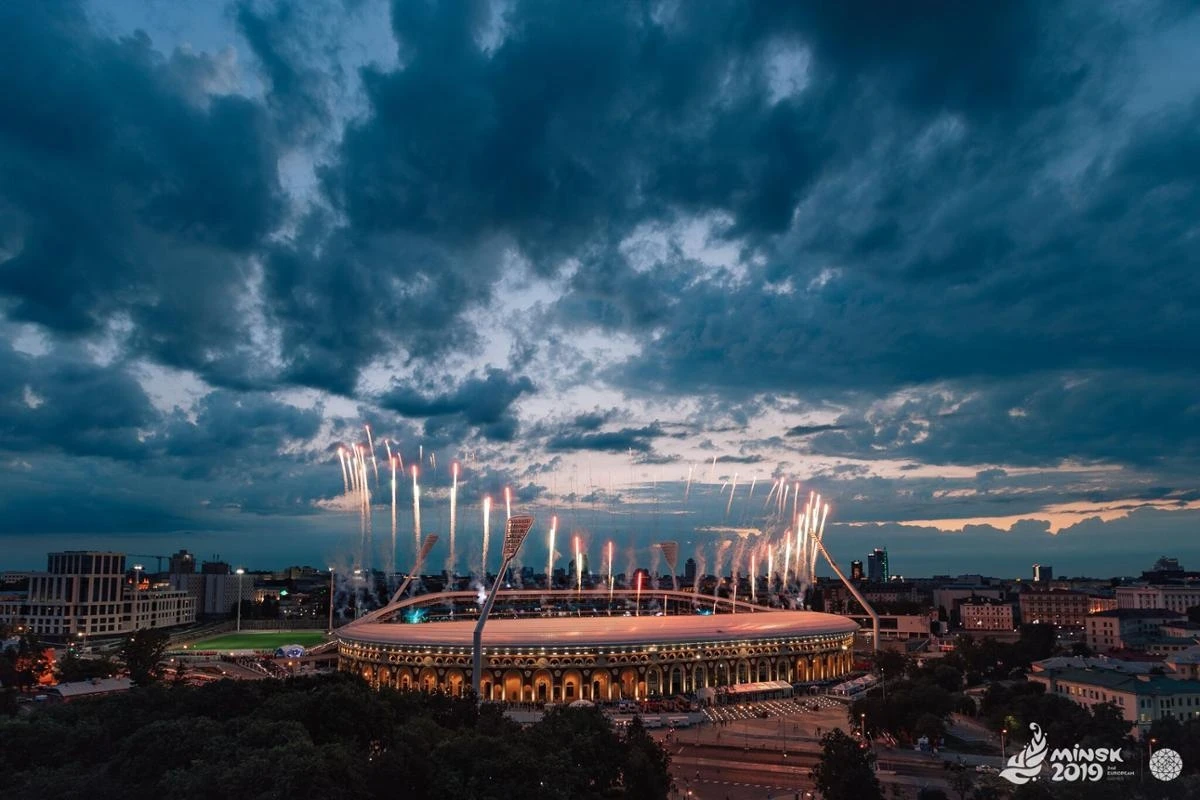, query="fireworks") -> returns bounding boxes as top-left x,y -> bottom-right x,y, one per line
449,462 -> 459,574
546,515 -> 557,588
328,435 -> 839,614
481,495 -> 492,577
411,465 -> 421,554
365,425 -> 379,484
